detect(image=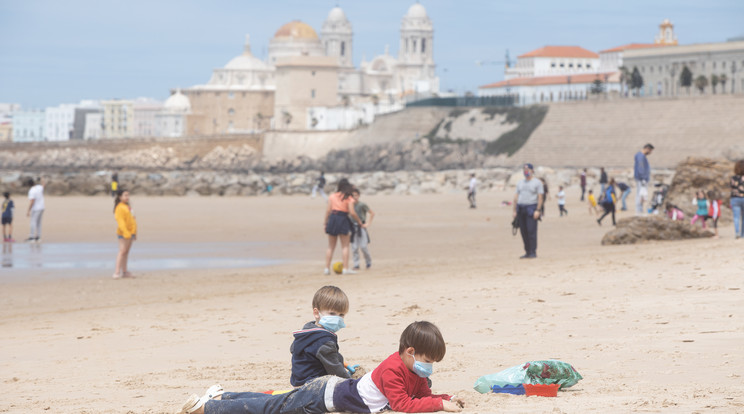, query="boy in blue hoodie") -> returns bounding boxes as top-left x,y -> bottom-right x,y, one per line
289,285 -> 362,386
